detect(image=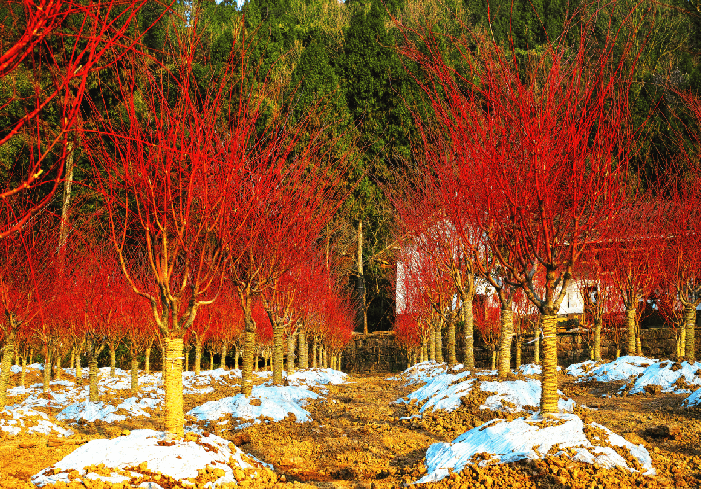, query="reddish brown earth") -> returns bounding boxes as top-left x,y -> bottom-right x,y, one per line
2,369 -> 701,488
